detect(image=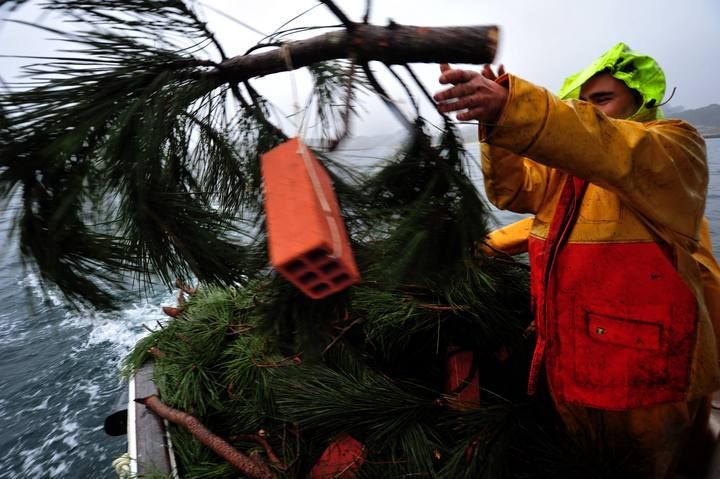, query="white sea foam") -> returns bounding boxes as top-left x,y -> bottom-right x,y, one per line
15,271 -> 175,357
1,273 -> 179,478
83,382 -> 101,404
56,292 -> 176,362
48,460 -> 70,476
9,417 -> 81,478
27,396 -> 50,412
16,446 -> 46,479
3,271 -> 74,345
0,302 -> 44,344
17,272 -> 65,307
62,434 -> 79,450
0,318 -> 31,344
